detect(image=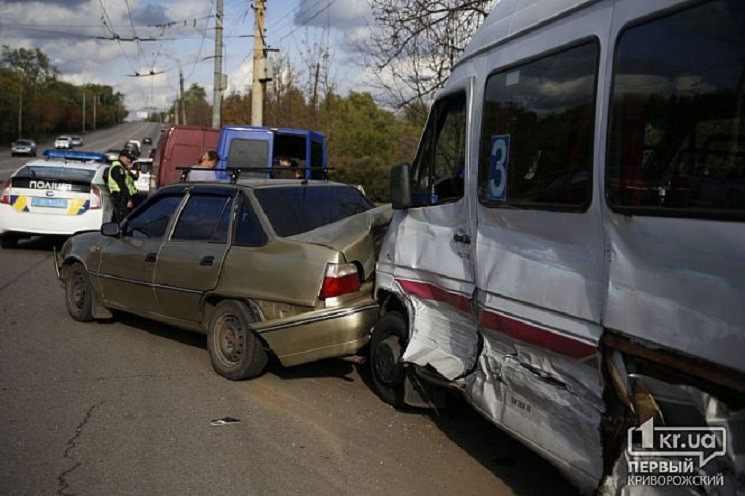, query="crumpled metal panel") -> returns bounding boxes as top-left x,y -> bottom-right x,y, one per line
290,204 -> 392,281
466,332 -> 605,493
401,295 -> 479,380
